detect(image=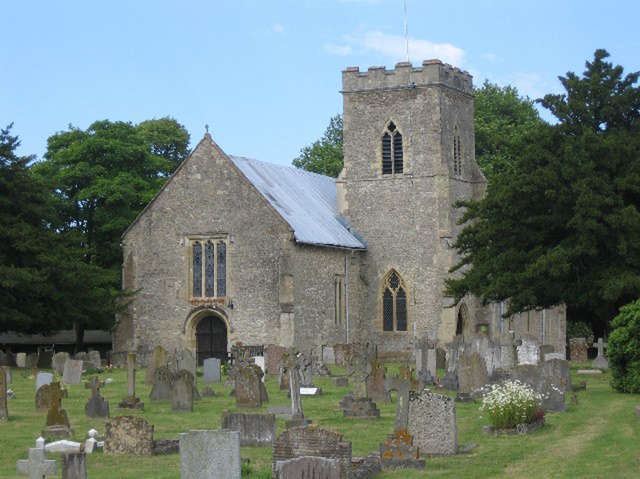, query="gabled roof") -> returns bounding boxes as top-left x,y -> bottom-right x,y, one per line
229,155 -> 365,250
